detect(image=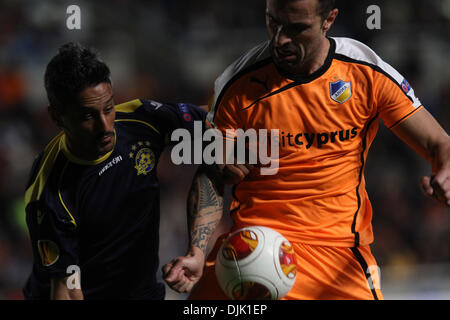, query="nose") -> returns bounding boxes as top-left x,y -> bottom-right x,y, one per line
274,26 -> 291,48
96,113 -> 112,134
